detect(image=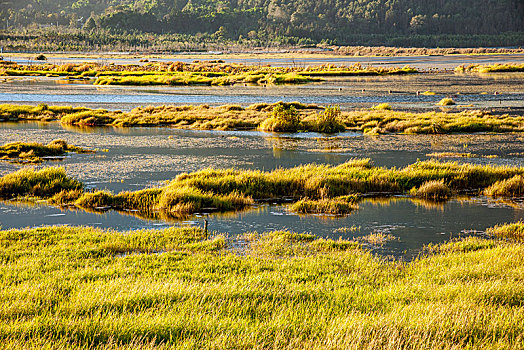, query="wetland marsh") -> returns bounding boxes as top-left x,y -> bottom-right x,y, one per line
1,52 -> 524,349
